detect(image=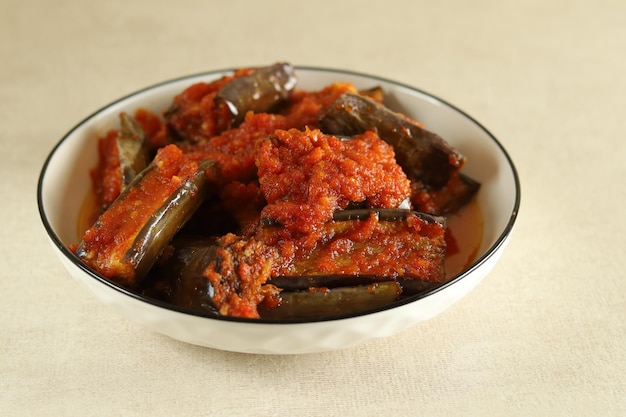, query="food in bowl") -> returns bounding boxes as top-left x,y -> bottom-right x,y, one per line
68,63 -> 481,320
38,64 -> 519,353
